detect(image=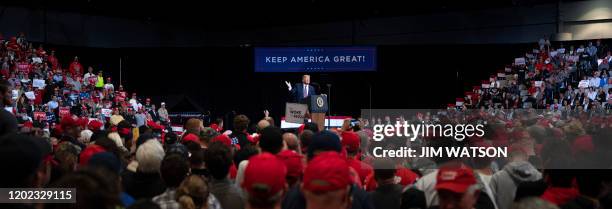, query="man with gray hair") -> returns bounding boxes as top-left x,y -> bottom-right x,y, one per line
122,139 -> 166,200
